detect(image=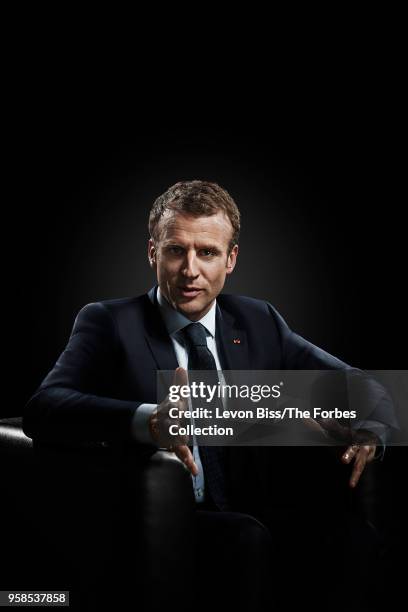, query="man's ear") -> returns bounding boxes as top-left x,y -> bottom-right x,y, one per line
148,239 -> 157,269
226,244 -> 238,275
